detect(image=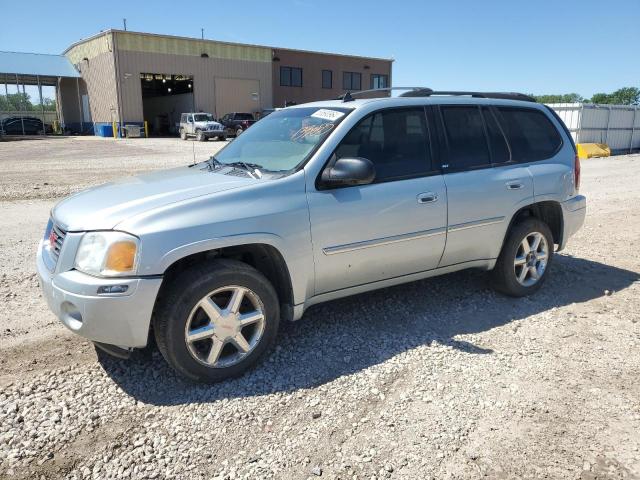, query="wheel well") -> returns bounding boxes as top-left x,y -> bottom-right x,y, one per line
509,201 -> 563,246
157,244 -> 295,321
